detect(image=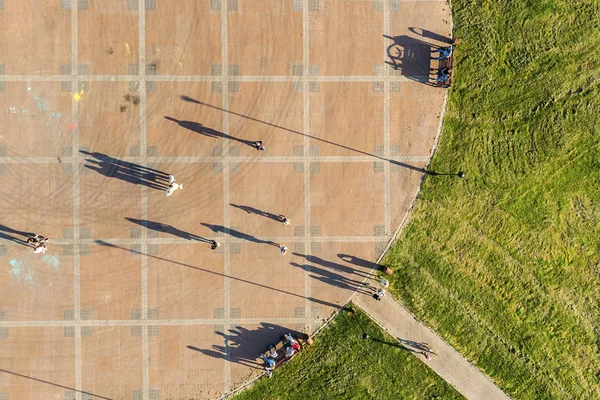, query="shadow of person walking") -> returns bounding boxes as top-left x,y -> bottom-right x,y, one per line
200,223 -> 279,247
164,116 -> 257,148
0,224 -> 35,246
229,203 -> 282,222
80,150 -> 171,191
125,218 -> 213,242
